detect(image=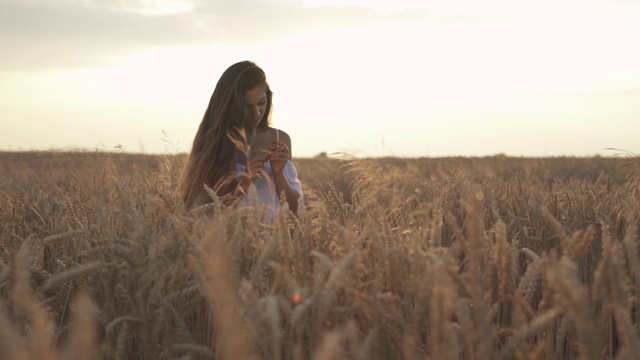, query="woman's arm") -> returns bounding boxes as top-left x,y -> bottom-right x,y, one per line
273,169 -> 300,214
268,131 -> 301,214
